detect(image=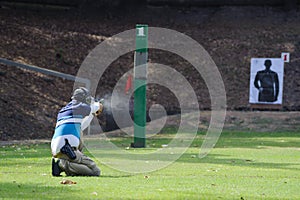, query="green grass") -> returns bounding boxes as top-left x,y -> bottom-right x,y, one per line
1,131 -> 300,199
